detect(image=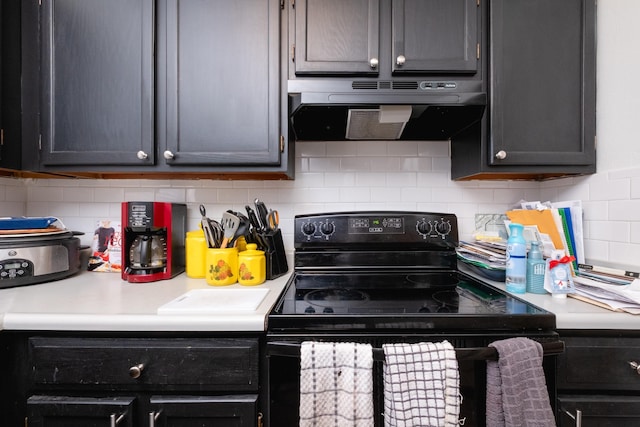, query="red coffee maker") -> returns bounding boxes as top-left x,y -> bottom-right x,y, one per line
122,202 -> 187,283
